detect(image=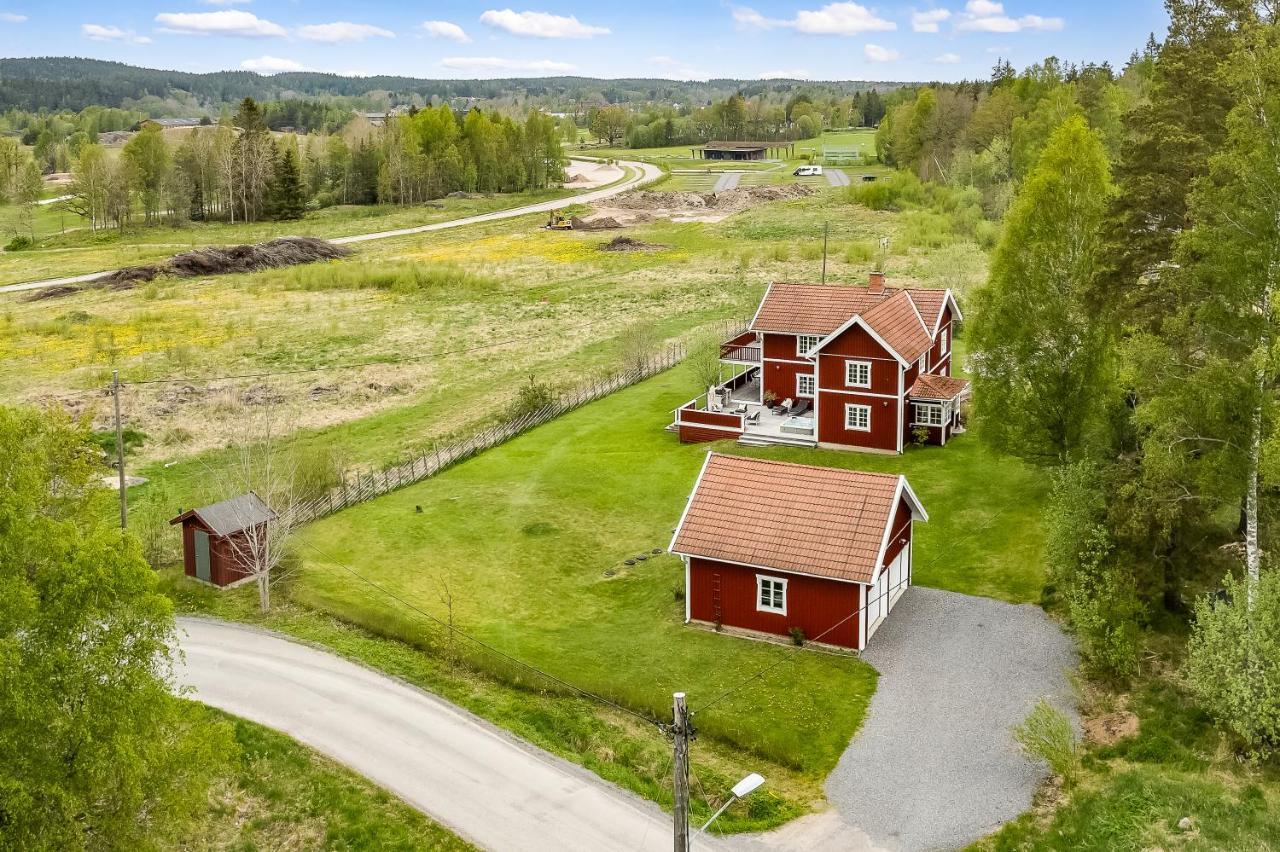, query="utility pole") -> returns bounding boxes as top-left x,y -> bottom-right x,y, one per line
112,370 -> 127,529
672,691 -> 690,852
821,221 -> 829,285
